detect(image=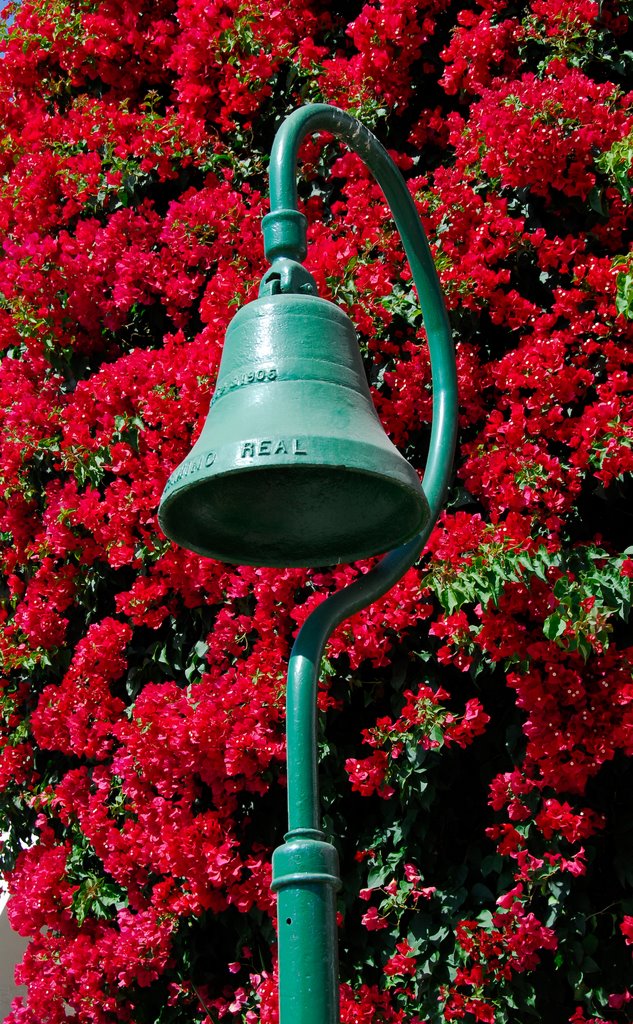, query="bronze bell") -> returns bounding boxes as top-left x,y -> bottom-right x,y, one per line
158,290 -> 429,567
